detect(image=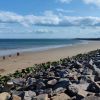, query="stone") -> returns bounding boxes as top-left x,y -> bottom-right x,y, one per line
54,87 -> 66,95
66,85 -> 78,97
24,96 -> 31,100
48,72 -> 55,77
13,95 -> 21,100
53,78 -> 70,94
46,88 -> 53,96
76,61 -> 82,67
5,81 -> 14,91
94,75 -> 100,82
57,70 -> 68,78
51,93 -> 70,100
28,90 -> 36,97
36,89 -> 45,95
36,94 -> 48,100
11,91 -> 25,100
36,81 -> 46,89
24,91 -> 36,98
0,92 -> 11,100
0,85 -> 4,92
58,78 -> 71,86
13,78 -> 25,86
7,81 -> 14,86
72,84 -> 89,97
47,79 -> 57,86
82,96 -> 100,100
26,77 -> 36,86
87,82 -> 100,93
